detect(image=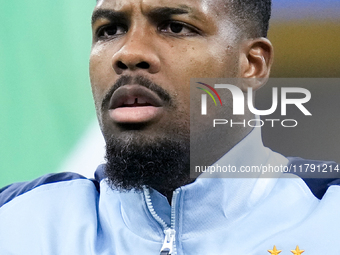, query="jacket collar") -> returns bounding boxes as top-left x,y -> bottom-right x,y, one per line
95,126 -> 289,240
